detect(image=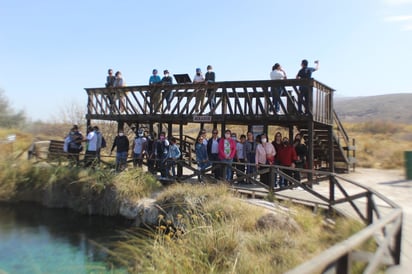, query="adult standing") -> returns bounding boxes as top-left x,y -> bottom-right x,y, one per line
113,71 -> 126,112
205,65 -> 216,112
235,134 -> 247,183
245,131 -> 257,183
270,63 -> 287,114
193,68 -> 205,113
132,128 -> 147,168
65,125 -> 83,166
296,59 -> 319,114
272,131 -> 283,187
195,134 -> 210,182
85,126 -> 98,167
161,69 -> 173,112
154,132 -> 169,178
167,137 -> 181,177
149,69 -> 162,113
218,129 -> 237,182
207,128 -> 221,179
110,129 -> 130,172
255,134 -> 276,186
105,69 -> 116,88
293,133 -> 307,183
276,137 -> 298,187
